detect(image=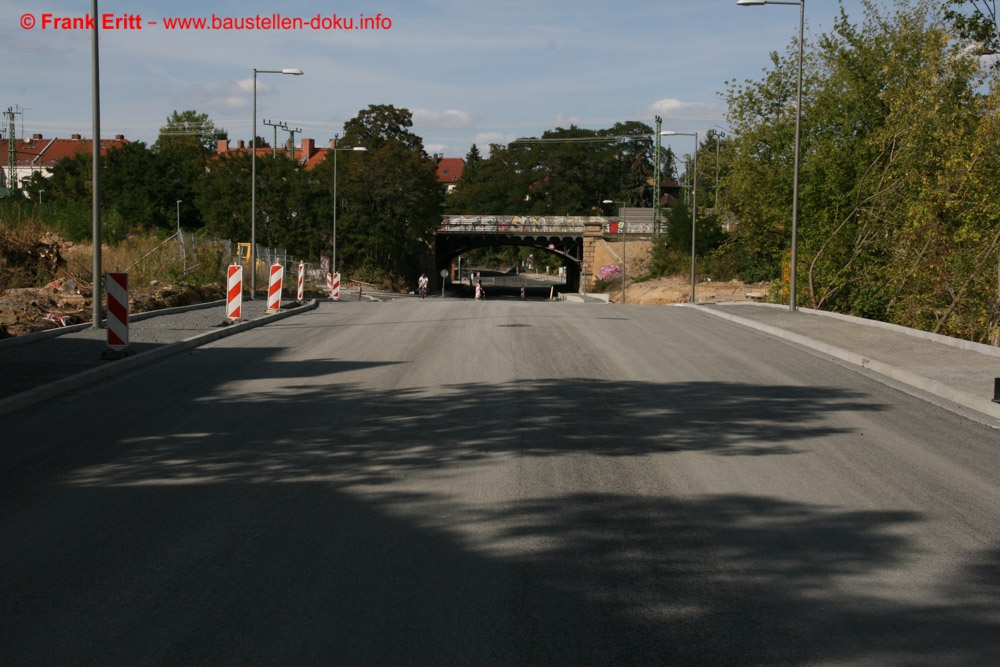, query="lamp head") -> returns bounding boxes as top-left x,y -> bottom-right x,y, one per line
737,0 -> 768,5
282,68 -> 304,75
